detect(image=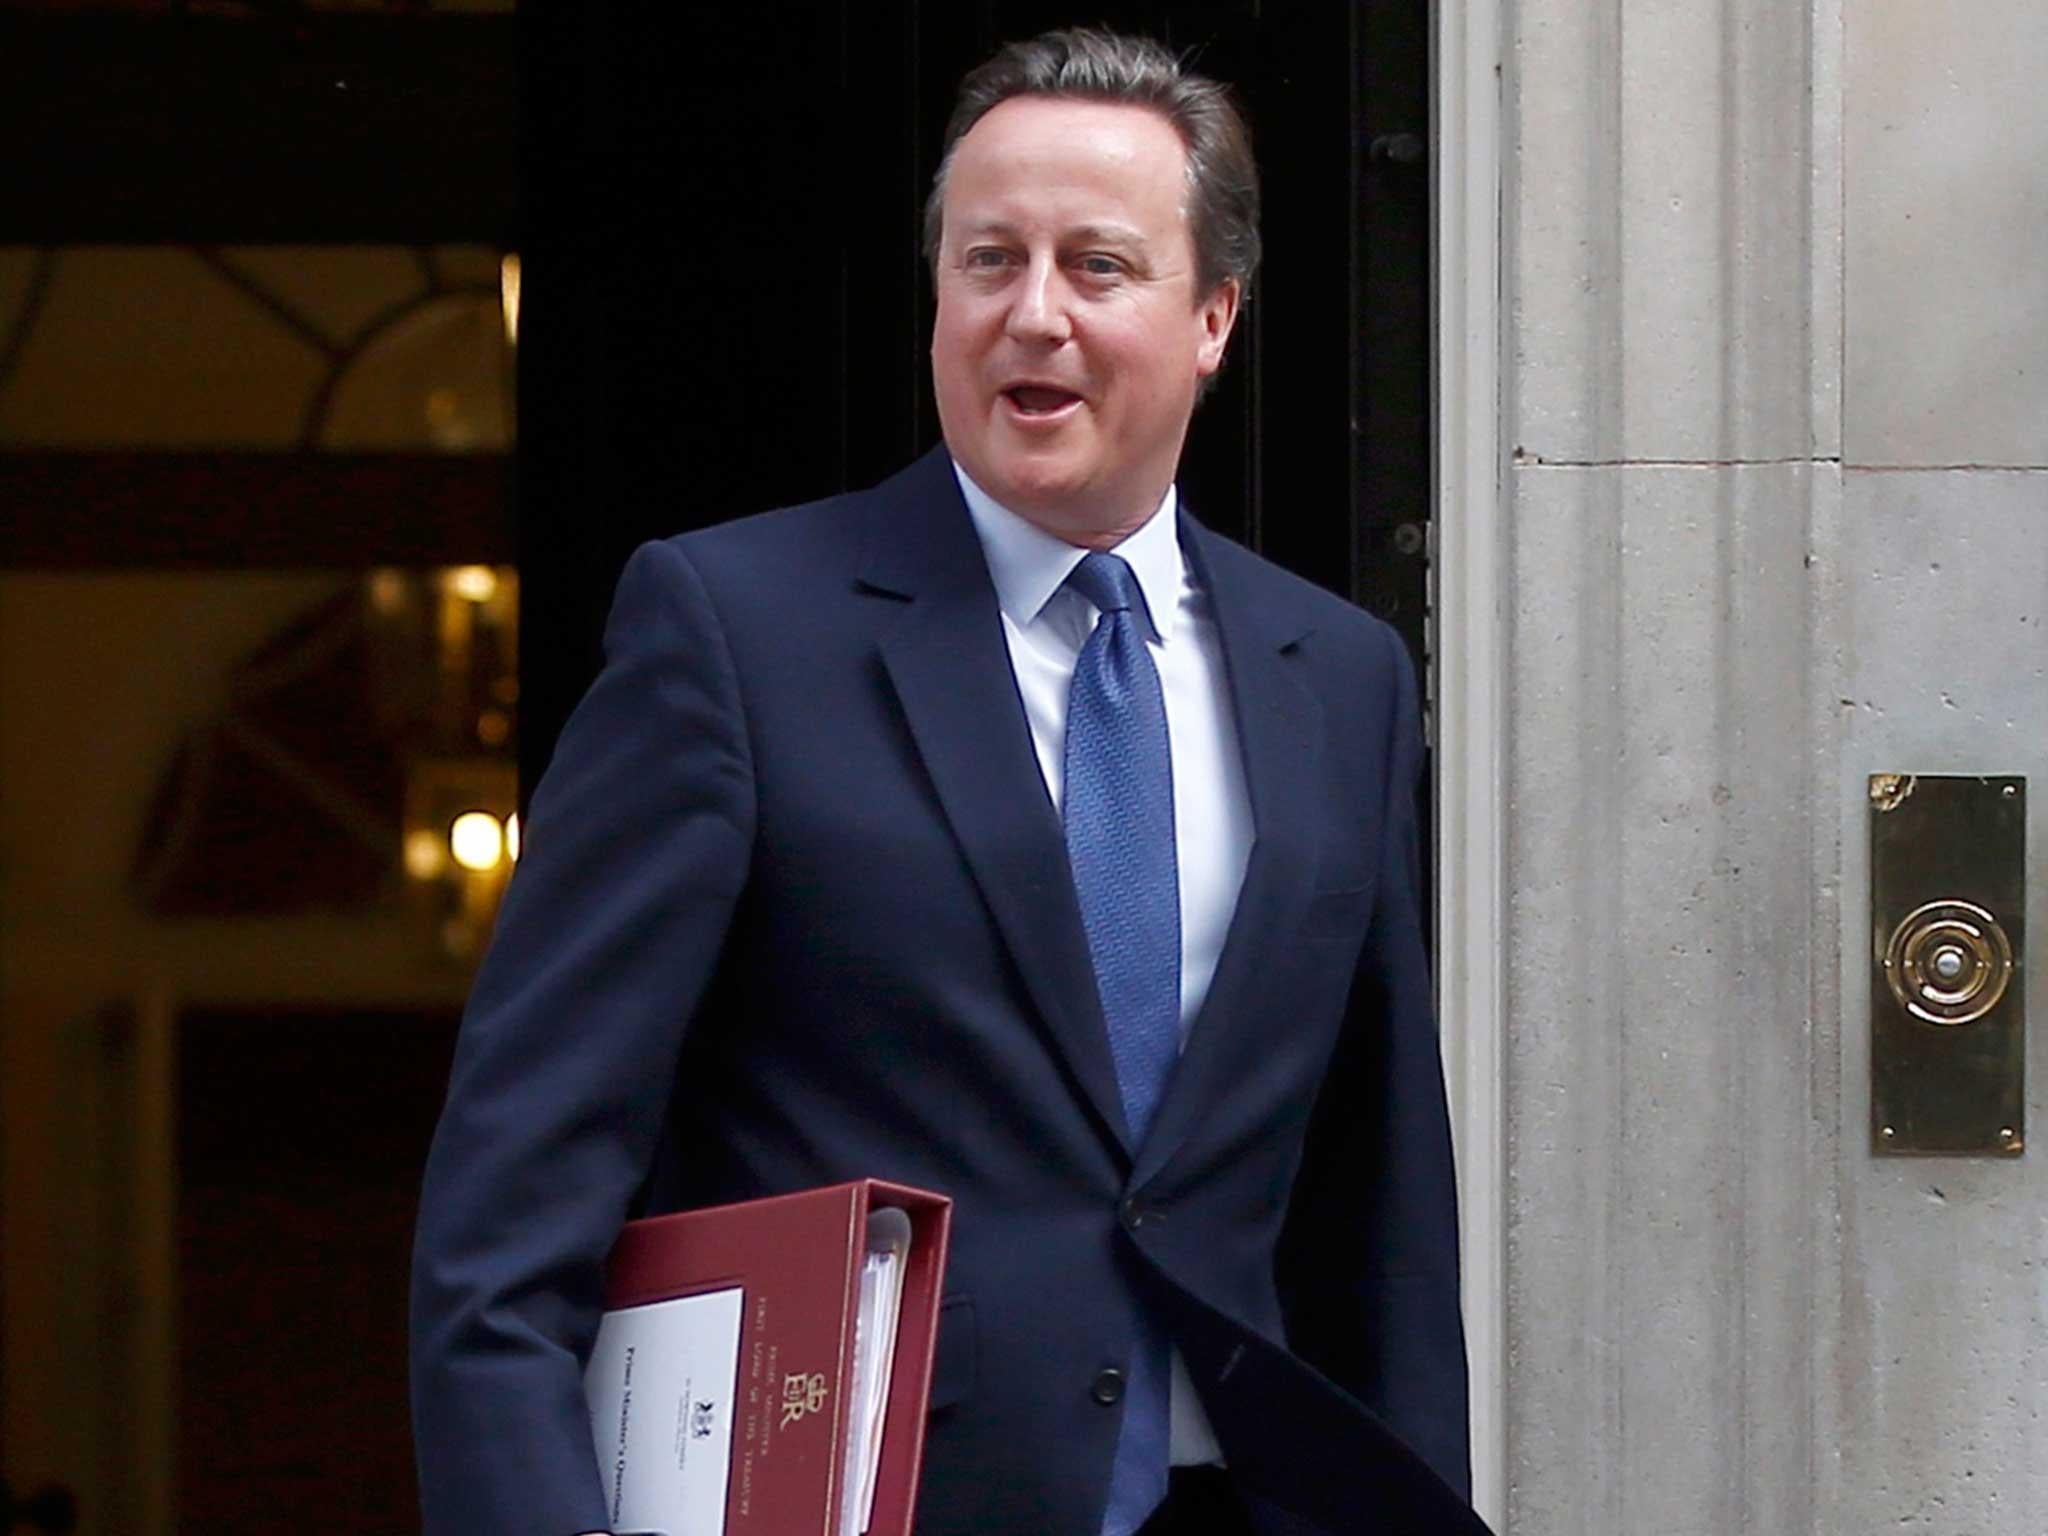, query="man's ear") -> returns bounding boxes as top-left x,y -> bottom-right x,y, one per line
1194,277 -> 1242,378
